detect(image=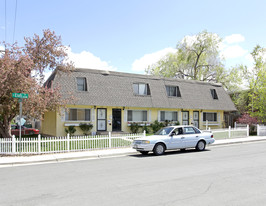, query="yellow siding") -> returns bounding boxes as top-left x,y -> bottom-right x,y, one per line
42,105 -> 225,136
41,111 -> 57,136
